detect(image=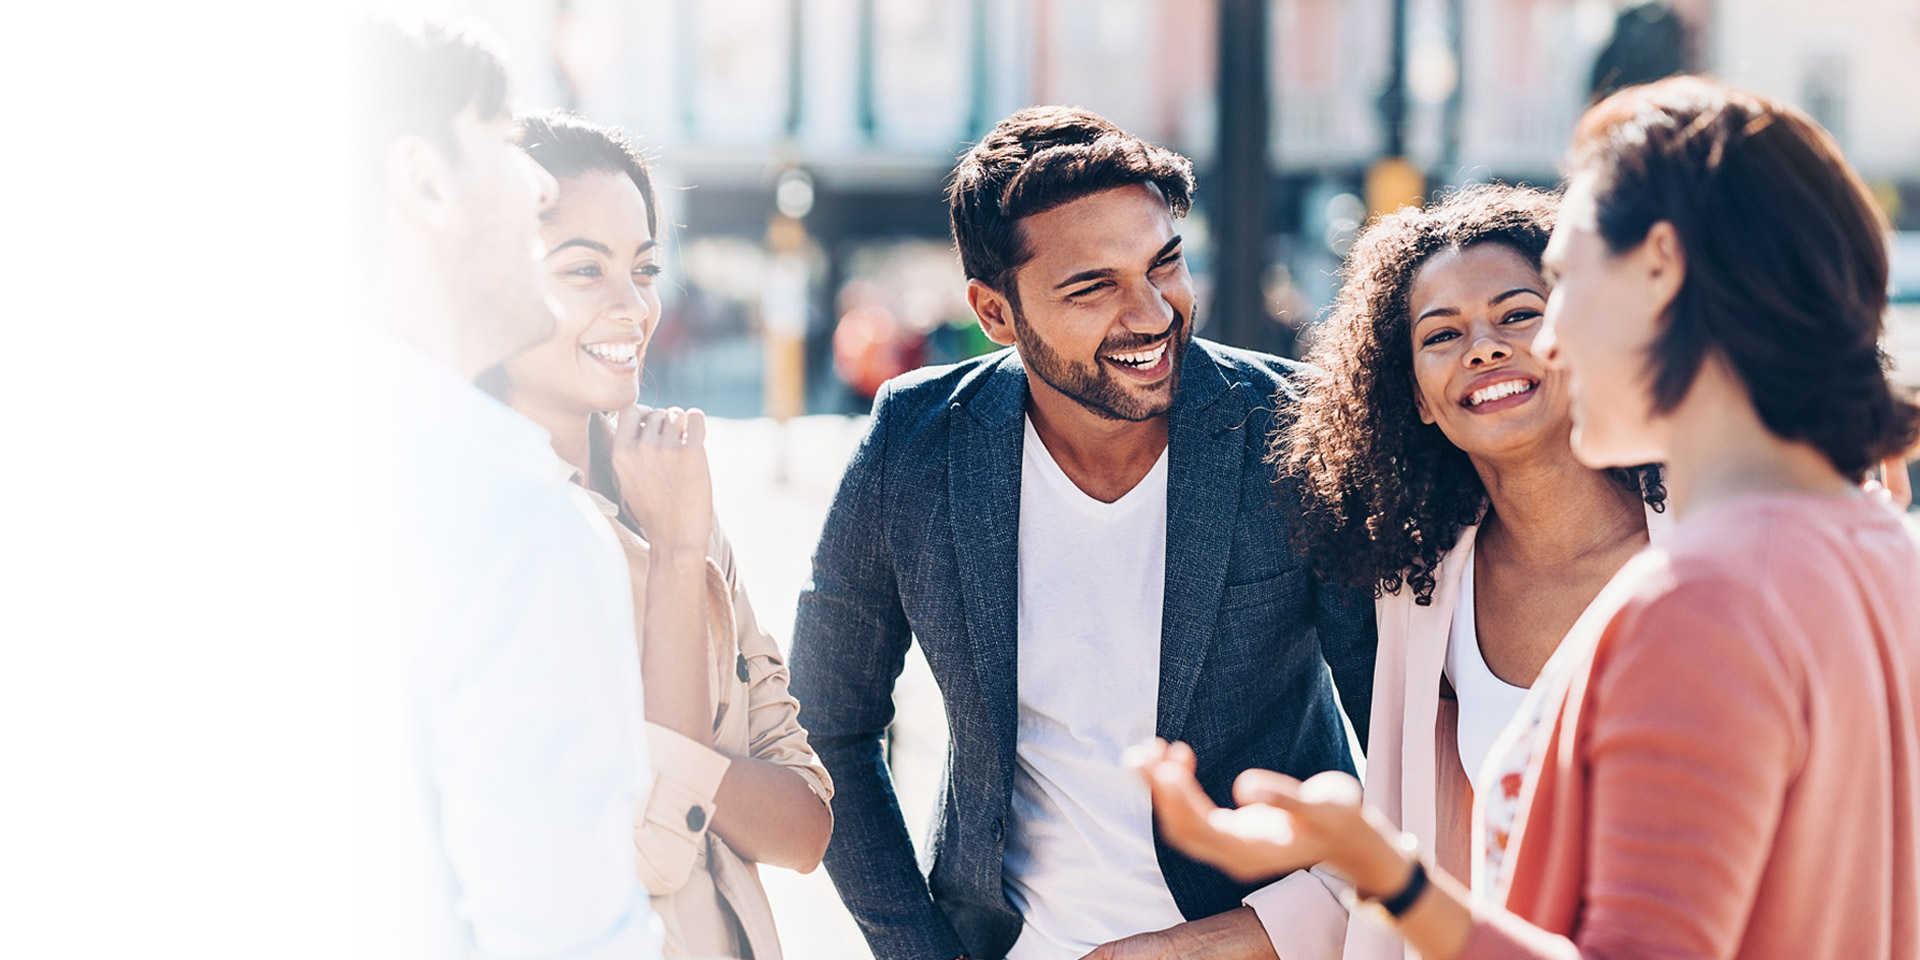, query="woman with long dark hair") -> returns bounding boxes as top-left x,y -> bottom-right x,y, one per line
492,111 -> 833,960
1142,76 -> 1920,959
